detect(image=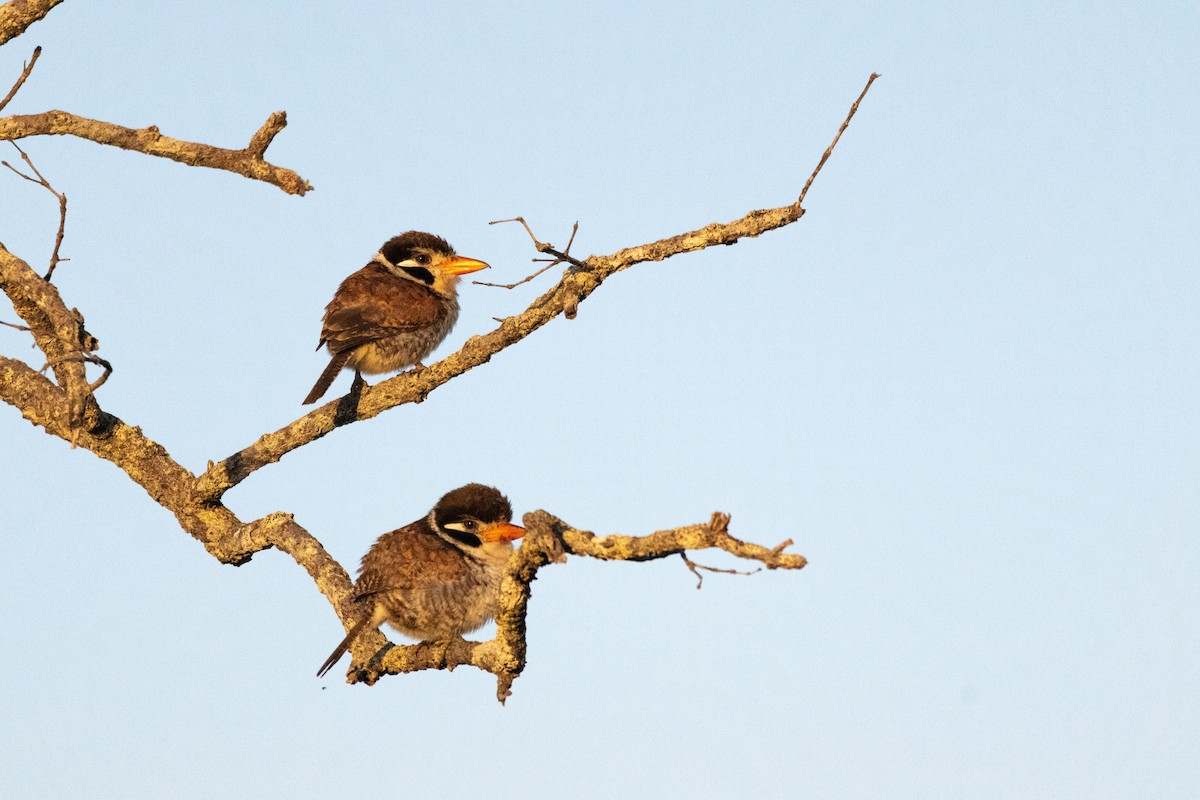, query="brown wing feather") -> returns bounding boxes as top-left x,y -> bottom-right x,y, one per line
316,614 -> 372,678
301,350 -> 352,404
320,265 -> 442,355
355,521 -> 472,597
